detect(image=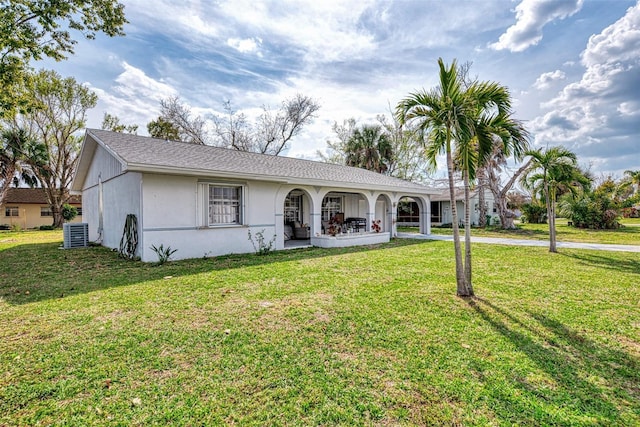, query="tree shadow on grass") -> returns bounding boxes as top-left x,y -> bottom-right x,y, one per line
467,298 -> 640,424
558,251 -> 640,275
0,238 -> 431,305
